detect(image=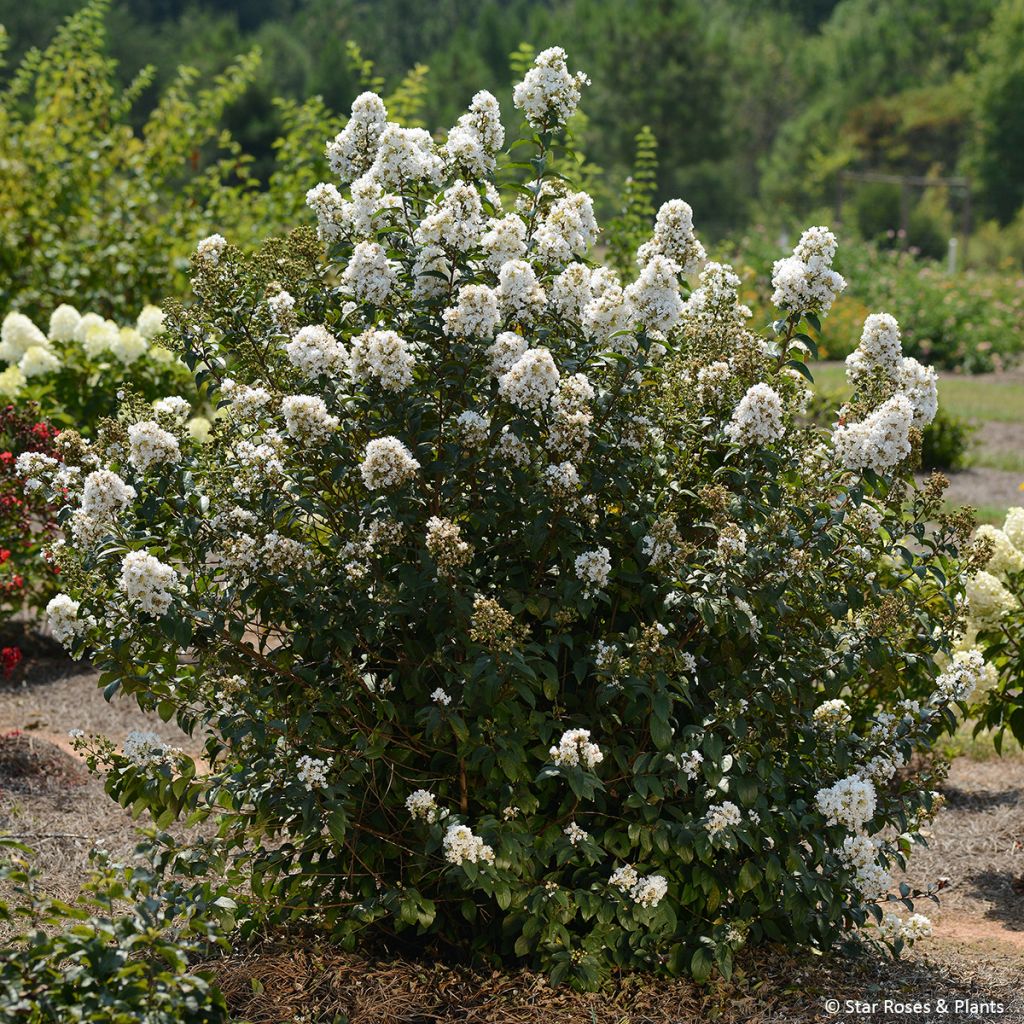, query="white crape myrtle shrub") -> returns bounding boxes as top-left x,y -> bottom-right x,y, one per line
40,51 -> 974,989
